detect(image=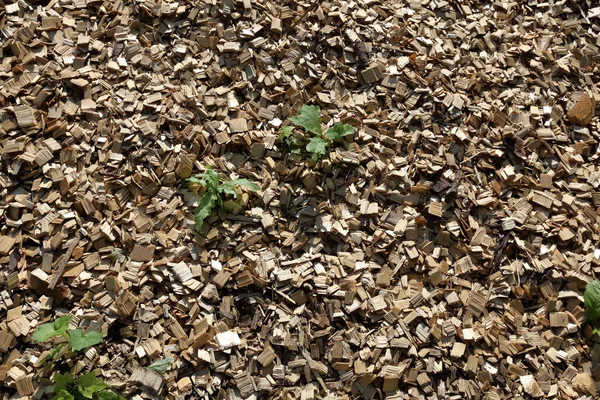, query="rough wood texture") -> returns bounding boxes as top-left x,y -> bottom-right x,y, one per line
1,0 -> 600,399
